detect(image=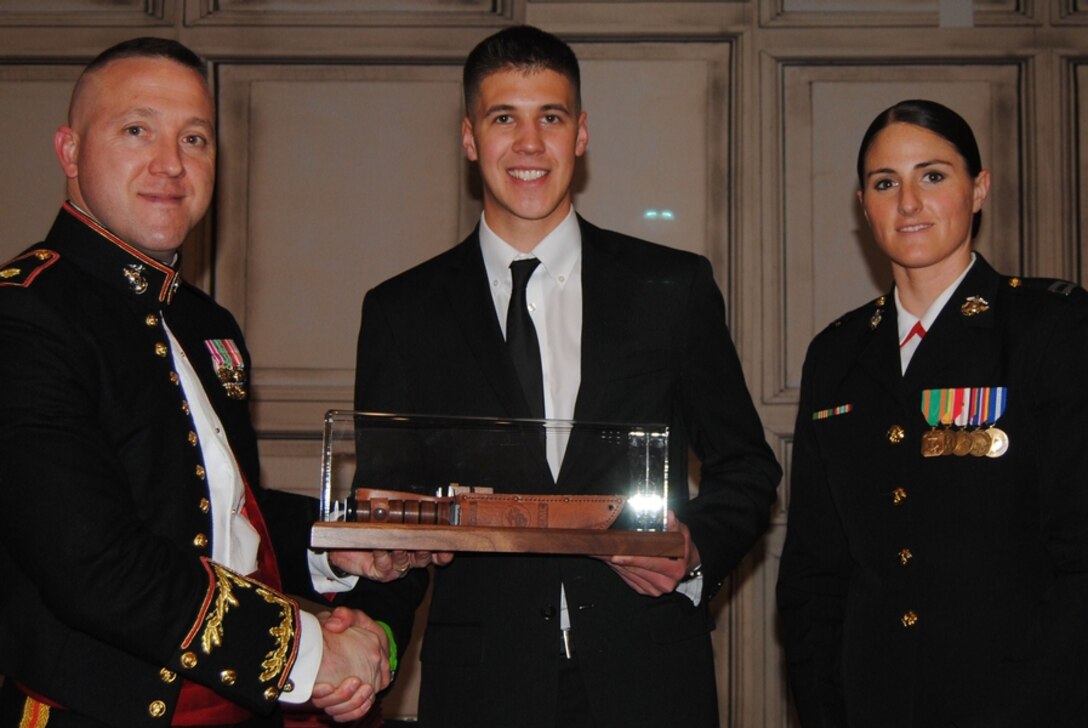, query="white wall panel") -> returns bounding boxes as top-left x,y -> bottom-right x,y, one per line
0,67 -> 80,261
216,64 -> 467,436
